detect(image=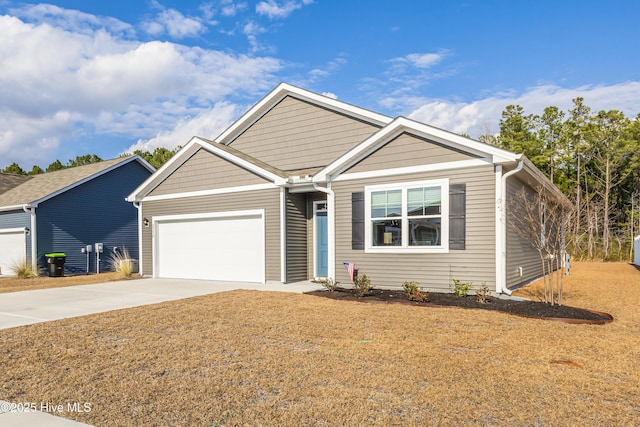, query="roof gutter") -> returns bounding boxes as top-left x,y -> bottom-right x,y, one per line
496,158 -> 524,295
